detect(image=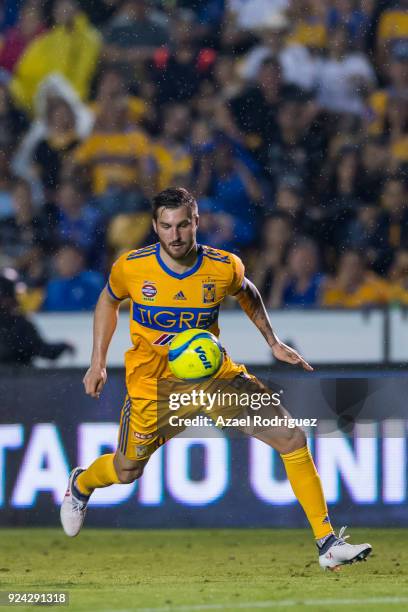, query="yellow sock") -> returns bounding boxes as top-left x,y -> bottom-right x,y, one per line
75,454 -> 121,497
281,445 -> 333,539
